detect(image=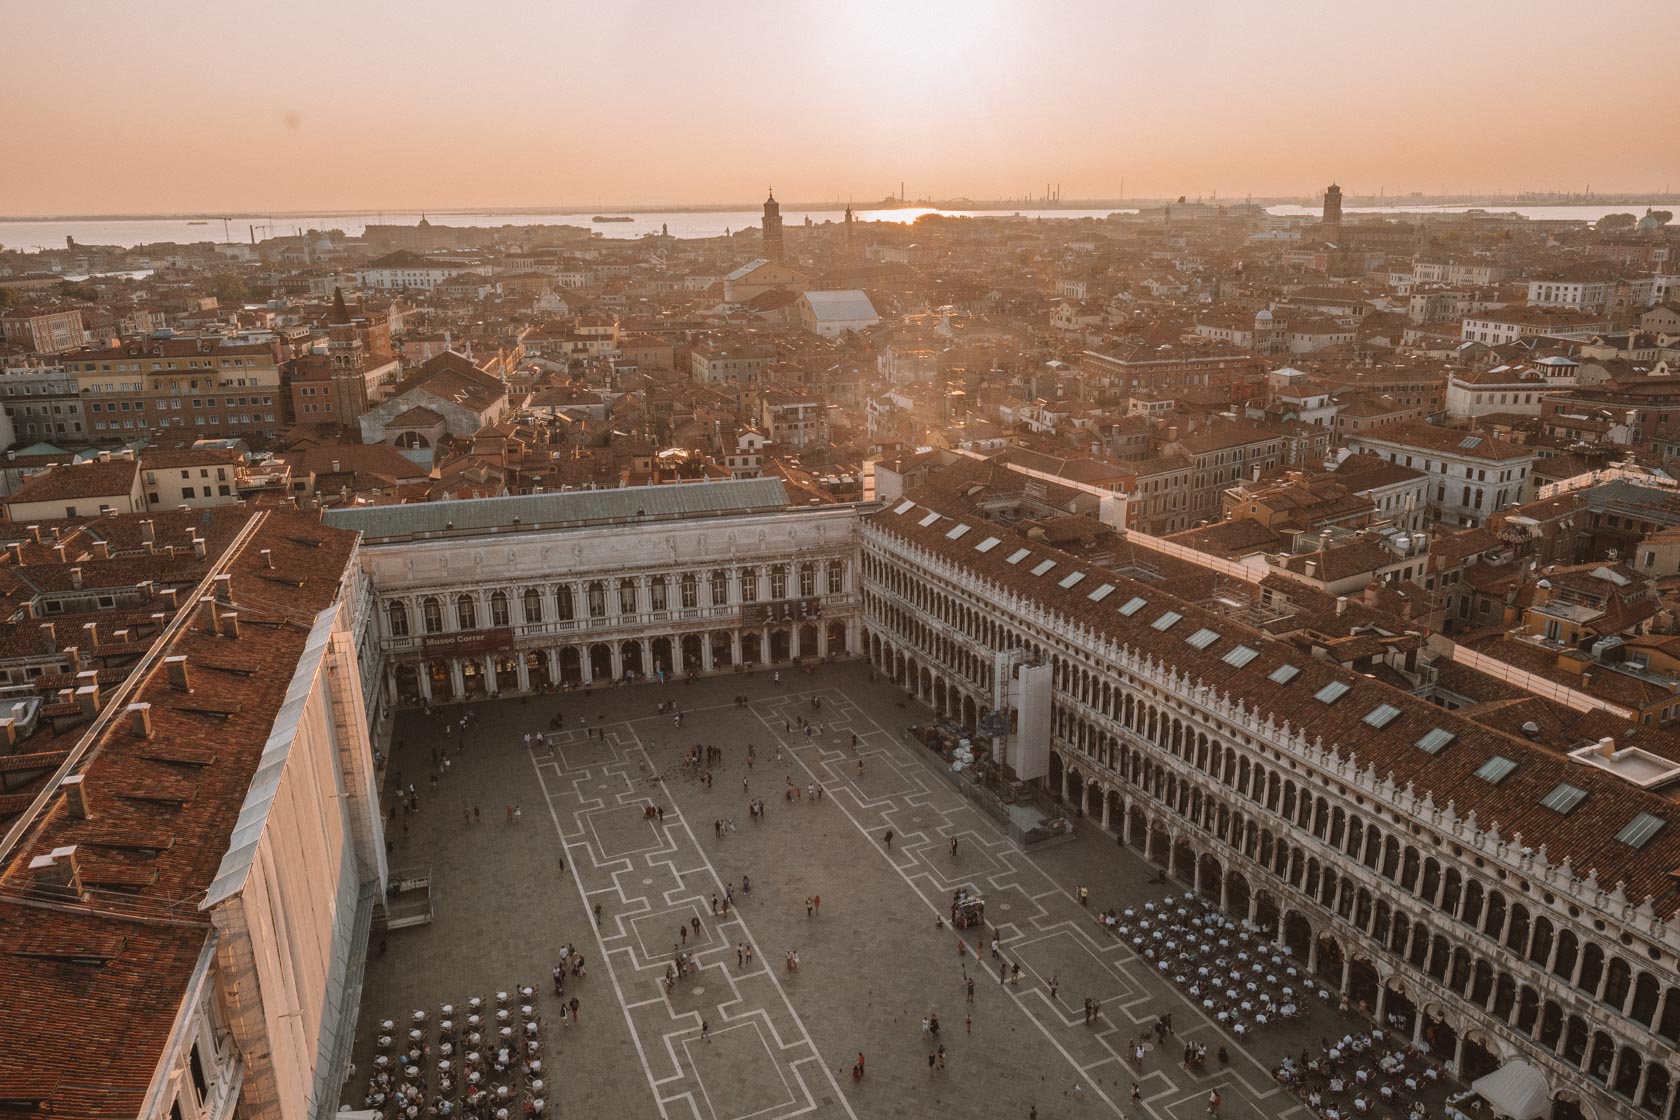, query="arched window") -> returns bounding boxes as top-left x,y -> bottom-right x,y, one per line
650,576 -> 668,611
618,578 -> 637,614
522,588 -> 543,623
710,569 -> 728,605
739,568 -> 758,603
422,597 -> 443,634
387,600 -> 410,637
799,562 -> 816,598
490,590 -> 509,628
770,564 -> 788,600
681,573 -> 698,609
456,594 -> 477,630
556,585 -> 575,621
587,582 -> 606,618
